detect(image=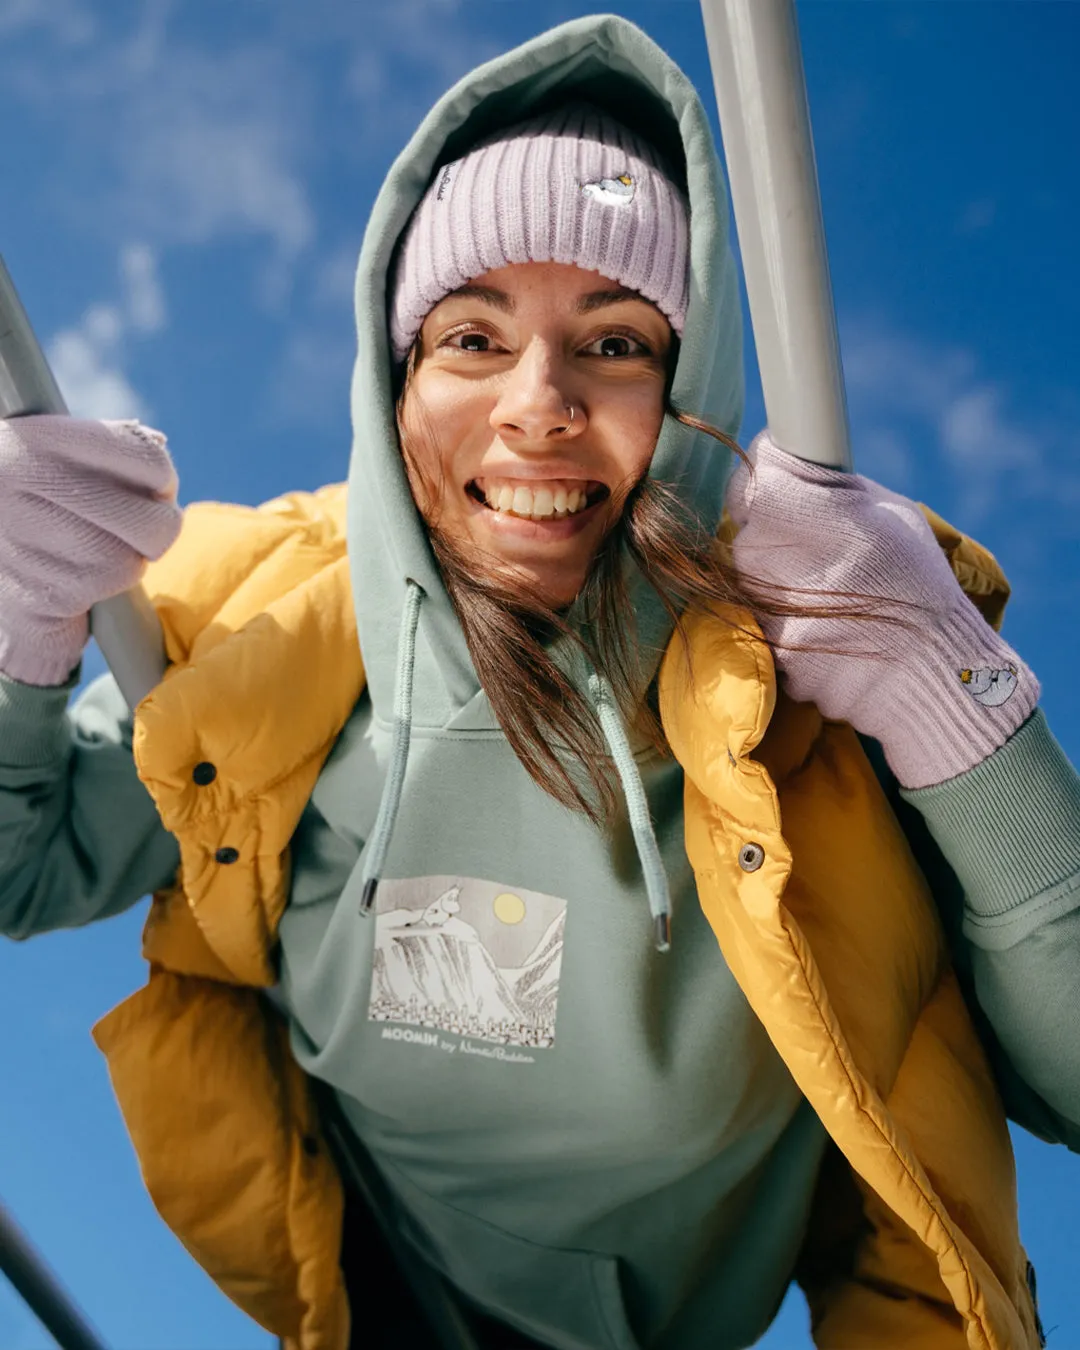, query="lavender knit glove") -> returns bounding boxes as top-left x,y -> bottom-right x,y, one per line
725,431 -> 1039,788
0,415 -> 182,687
